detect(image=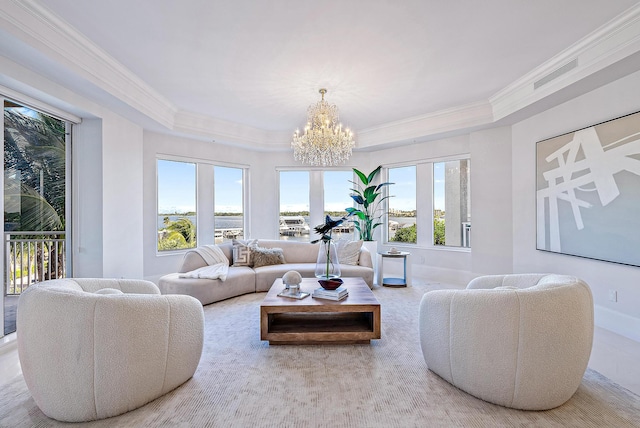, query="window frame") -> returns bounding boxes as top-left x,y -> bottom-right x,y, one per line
156,158 -> 198,253
214,165 -> 246,243
156,155 -> 249,254
382,155 -> 471,251
386,164 -> 417,245
277,169 -> 311,241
